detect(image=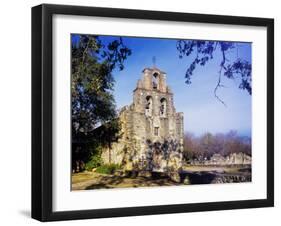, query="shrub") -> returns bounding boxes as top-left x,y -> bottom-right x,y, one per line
95,164 -> 121,175
84,147 -> 103,171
